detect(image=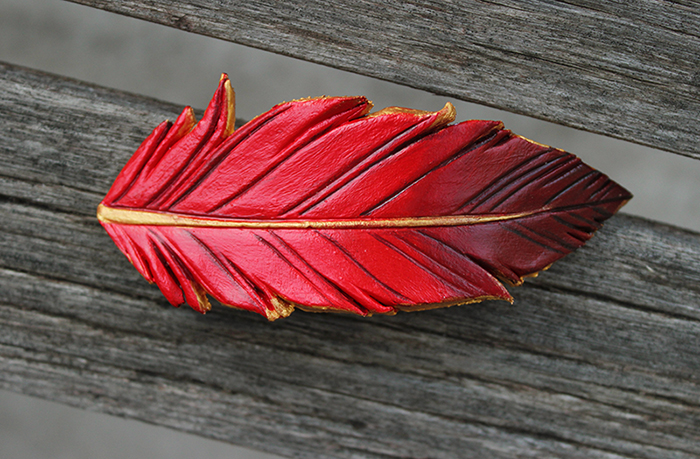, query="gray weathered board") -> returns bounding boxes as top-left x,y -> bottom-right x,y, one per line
67,0 -> 700,160
2,62 -> 700,458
